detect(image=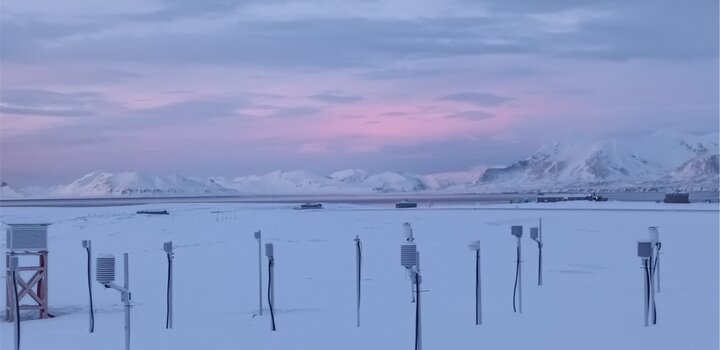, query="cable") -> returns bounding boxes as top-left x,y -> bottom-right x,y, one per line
268,258 -> 276,331
649,256 -> 657,324
653,243 -> 661,276
357,240 -> 362,314
644,259 -> 651,323
166,253 -> 172,329
12,269 -> 20,348
86,247 -> 95,333
512,248 -> 519,312
414,273 -> 420,350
